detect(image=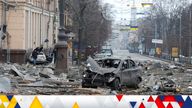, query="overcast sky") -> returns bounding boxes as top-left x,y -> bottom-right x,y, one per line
101,0 -> 153,24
